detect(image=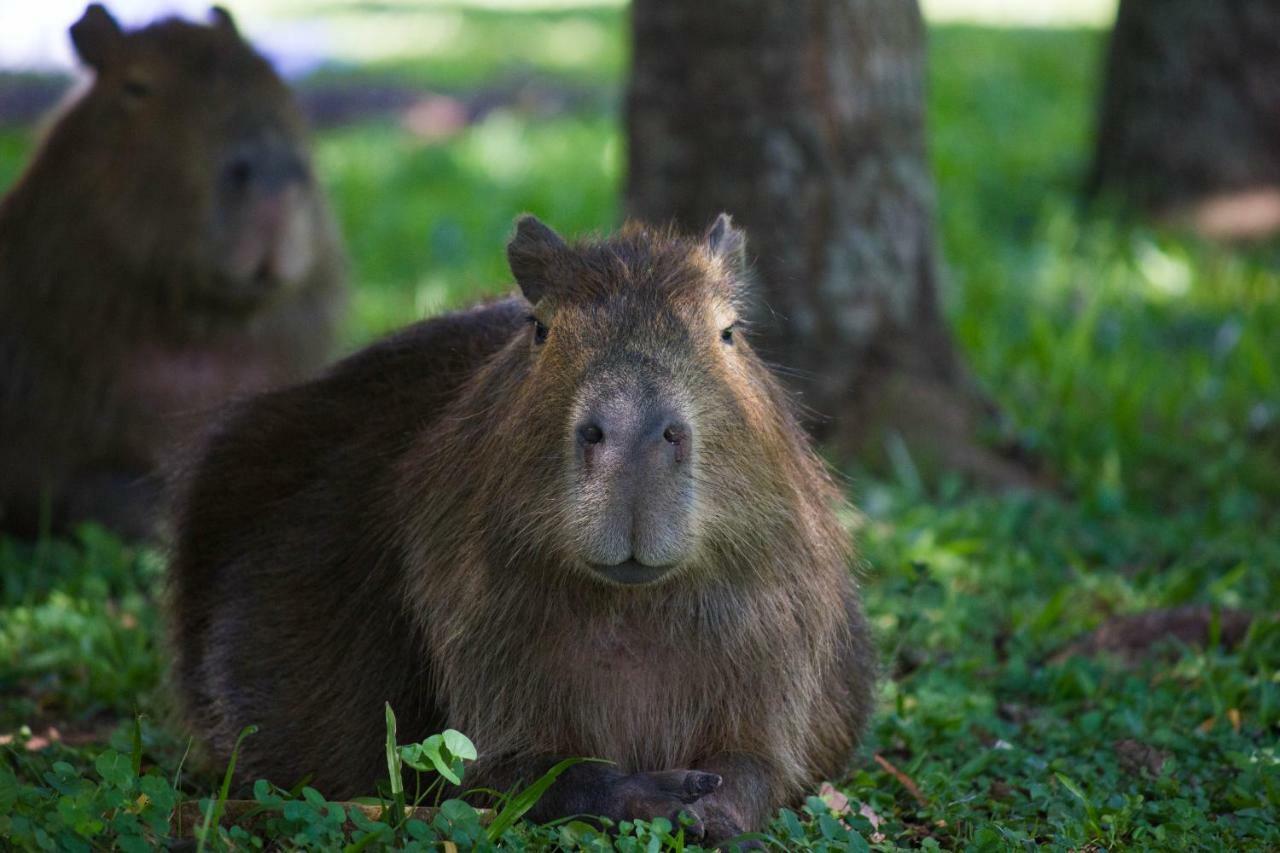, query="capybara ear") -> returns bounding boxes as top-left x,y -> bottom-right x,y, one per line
70,4 -> 123,71
507,214 -> 569,304
705,213 -> 747,276
209,6 -> 239,38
